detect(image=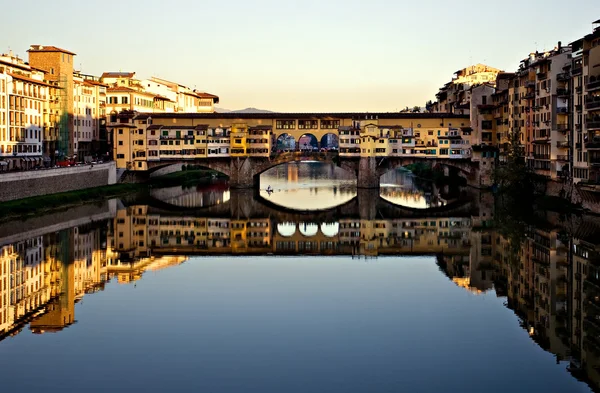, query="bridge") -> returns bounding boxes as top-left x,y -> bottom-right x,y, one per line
138,151 -> 481,189
110,111 -> 484,188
